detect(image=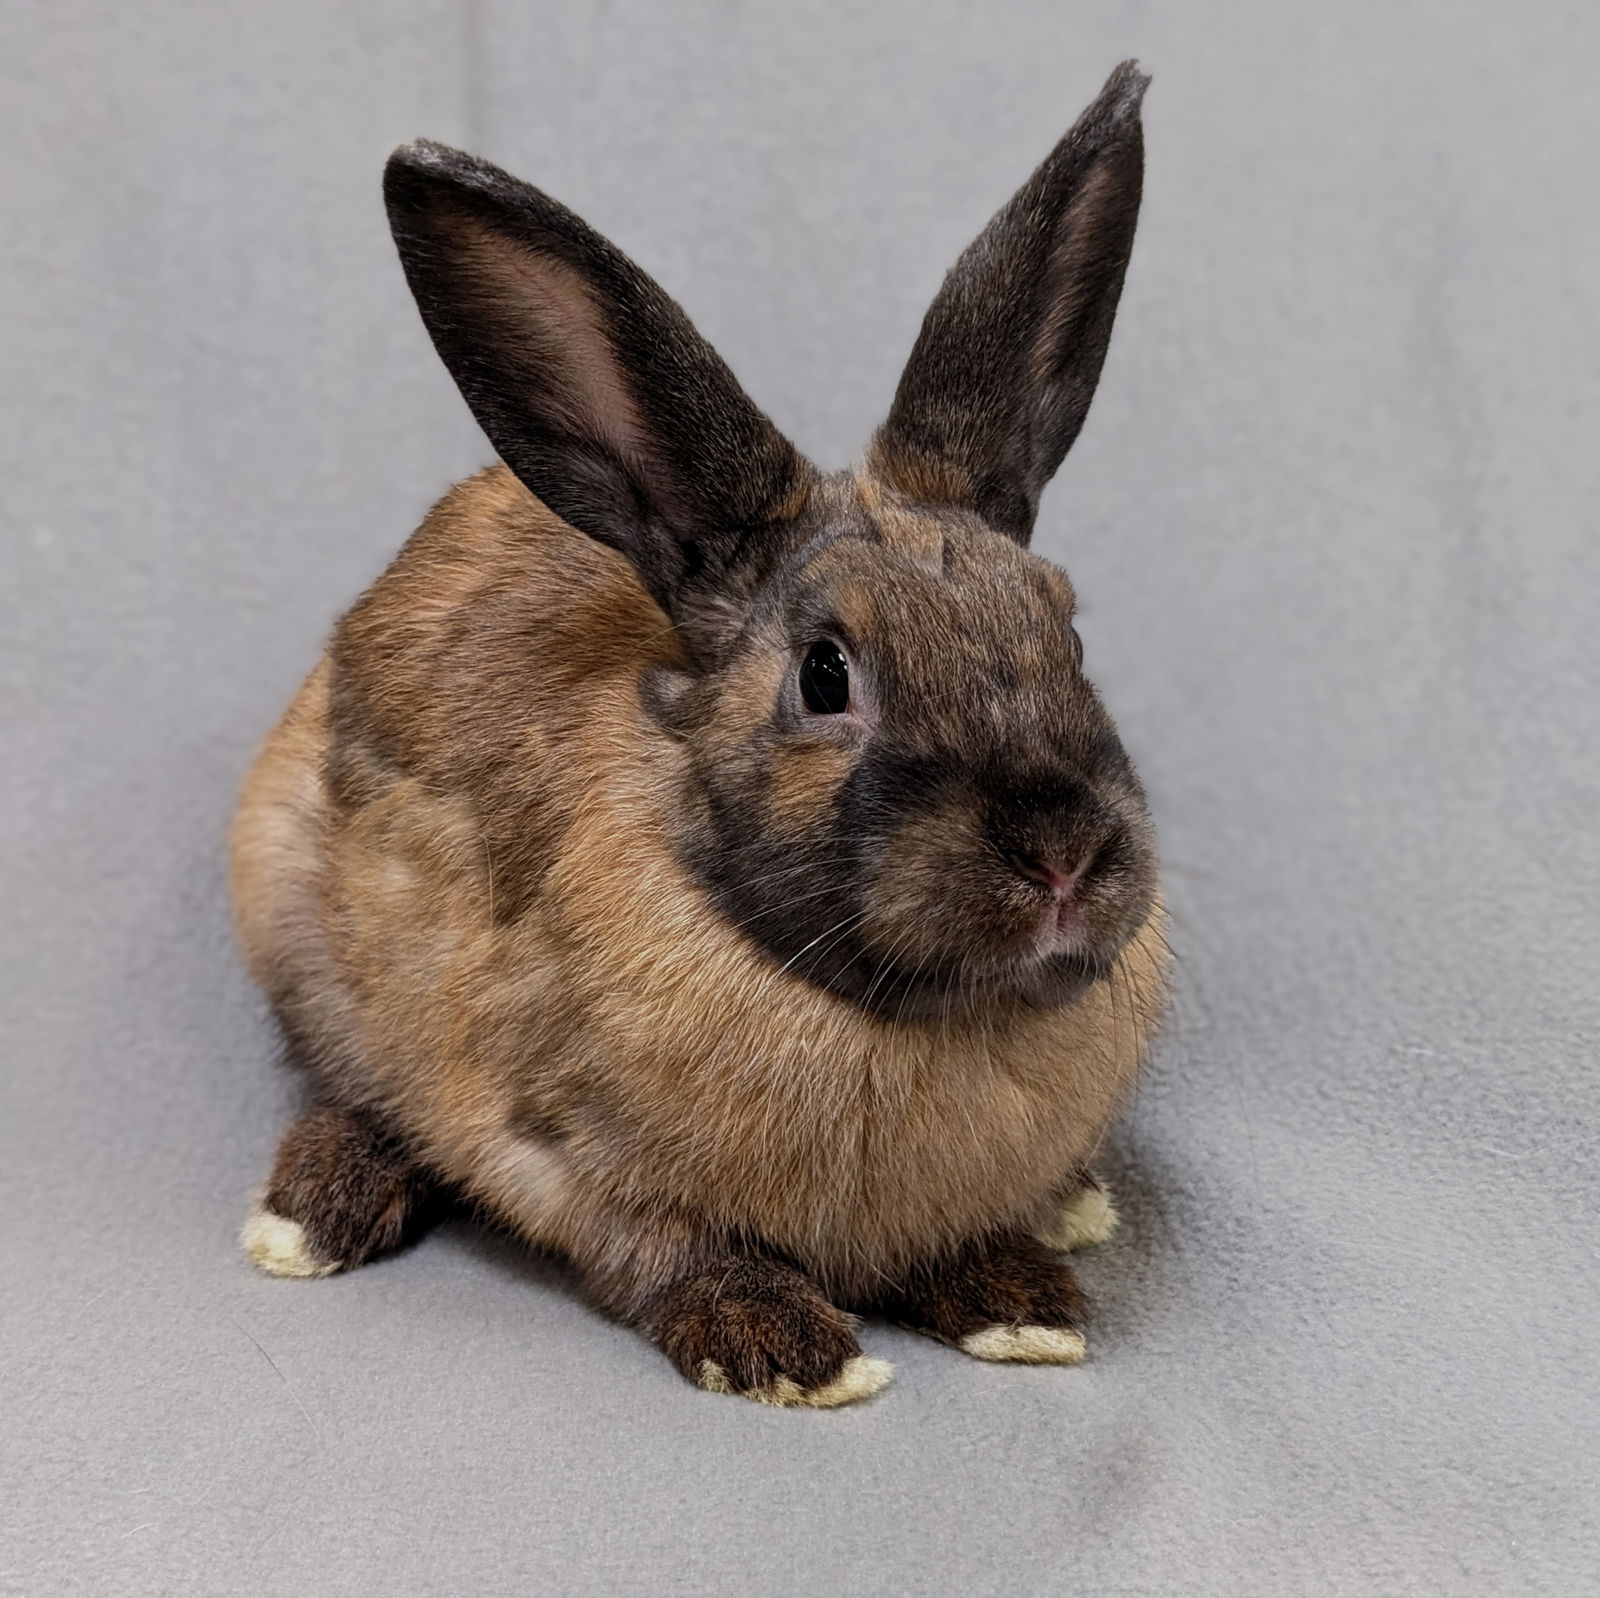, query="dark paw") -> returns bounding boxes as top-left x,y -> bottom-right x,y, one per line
650,1256 -> 893,1406
244,1105 -> 433,1277
882,1232 -> 1090,1365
